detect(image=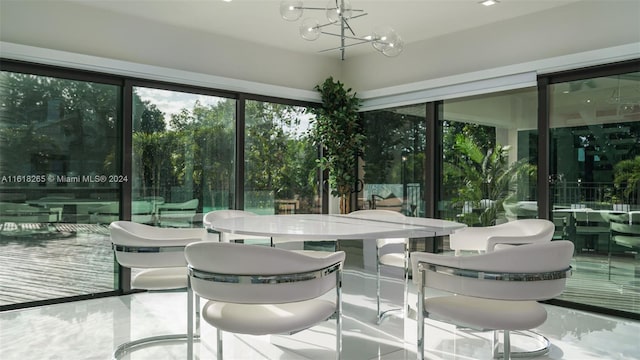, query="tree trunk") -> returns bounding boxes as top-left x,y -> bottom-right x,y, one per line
339,192 -> 351,214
